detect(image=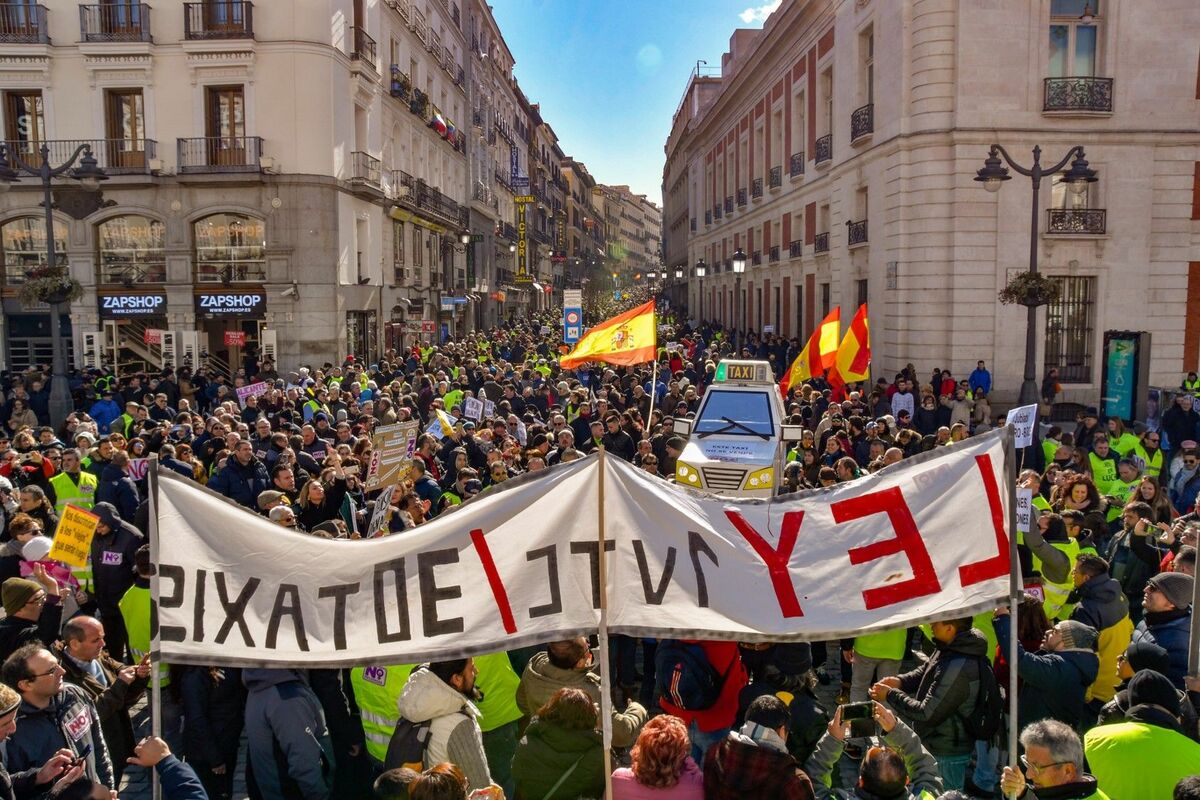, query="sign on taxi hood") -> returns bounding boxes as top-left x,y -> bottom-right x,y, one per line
683,438 -> 777,465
